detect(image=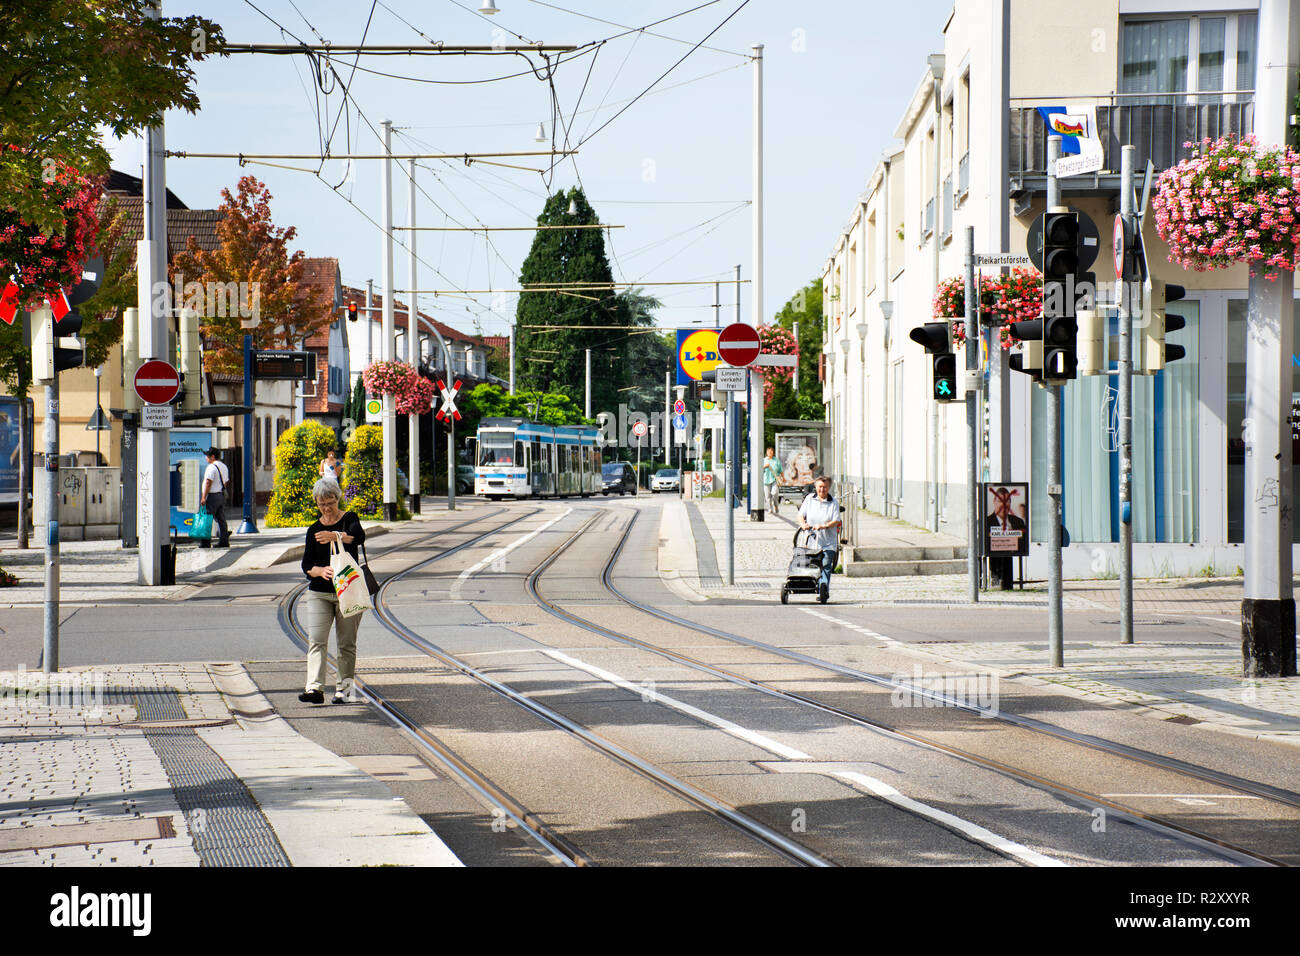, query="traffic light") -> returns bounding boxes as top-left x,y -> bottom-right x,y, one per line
52,305 -> 84,373
698,369 -> 716,403
347,301 -> 359,321
909,321 -> 959,402
1041,210 -> 1083,381
1076,309 -> 1105,376
1007,318 -> 1044,382
1141,279 -> 1187,373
